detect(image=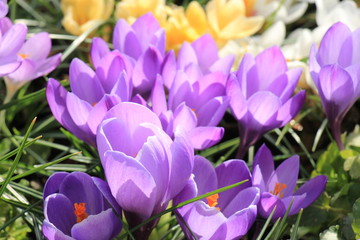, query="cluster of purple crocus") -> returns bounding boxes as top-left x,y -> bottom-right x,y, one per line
42,12 -> 360,240
0,3 -> 61,102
